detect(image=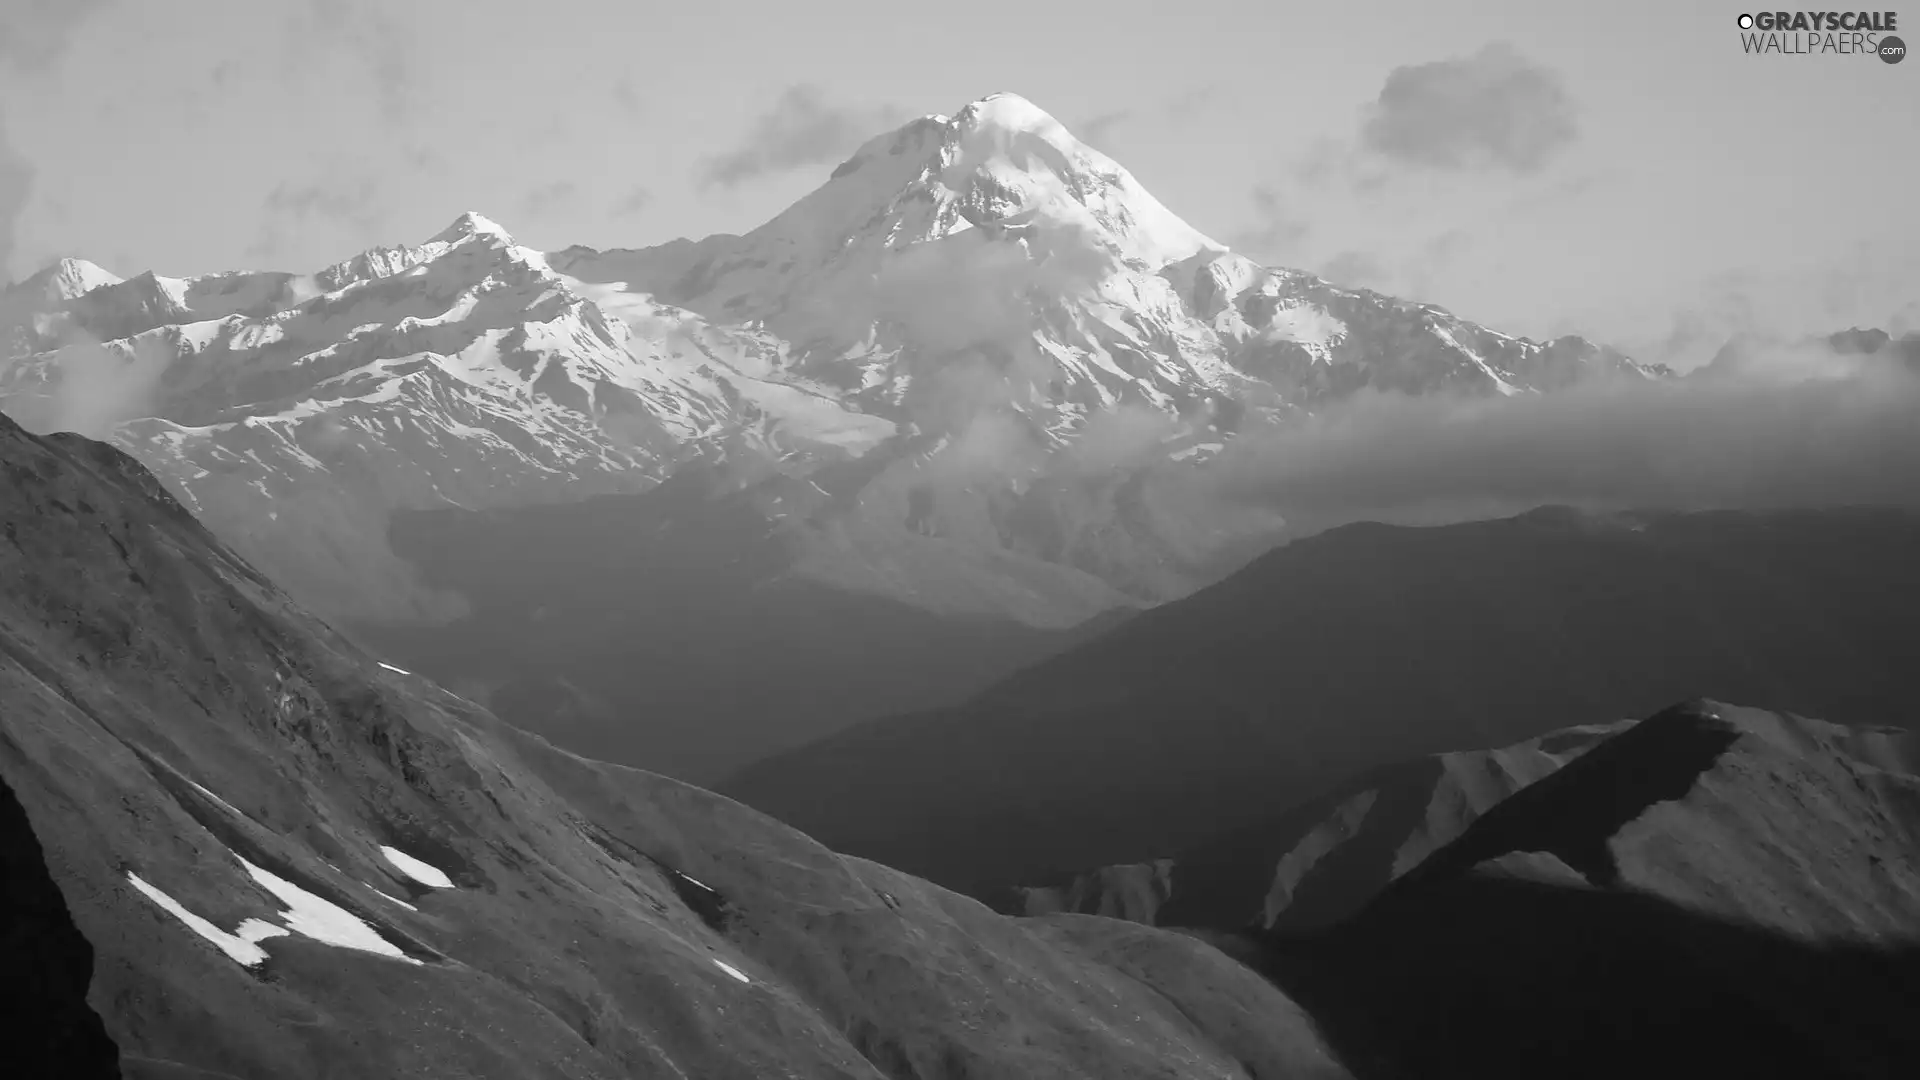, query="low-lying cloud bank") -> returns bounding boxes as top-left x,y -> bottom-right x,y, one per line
1212,335 -> 1920,534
